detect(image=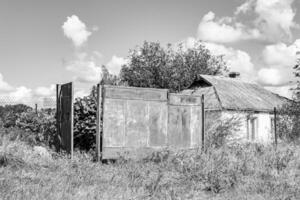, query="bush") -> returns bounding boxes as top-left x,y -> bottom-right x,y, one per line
73,95 -> 97,151
15,110 -> 57,148
0,104 -> 32,128
277,102 -> 300,143
205,112 -> 242,149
